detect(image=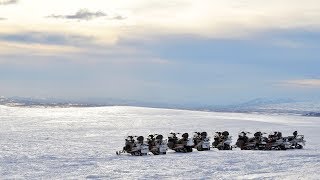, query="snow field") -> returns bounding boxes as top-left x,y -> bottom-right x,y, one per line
1,105 -> 319,179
